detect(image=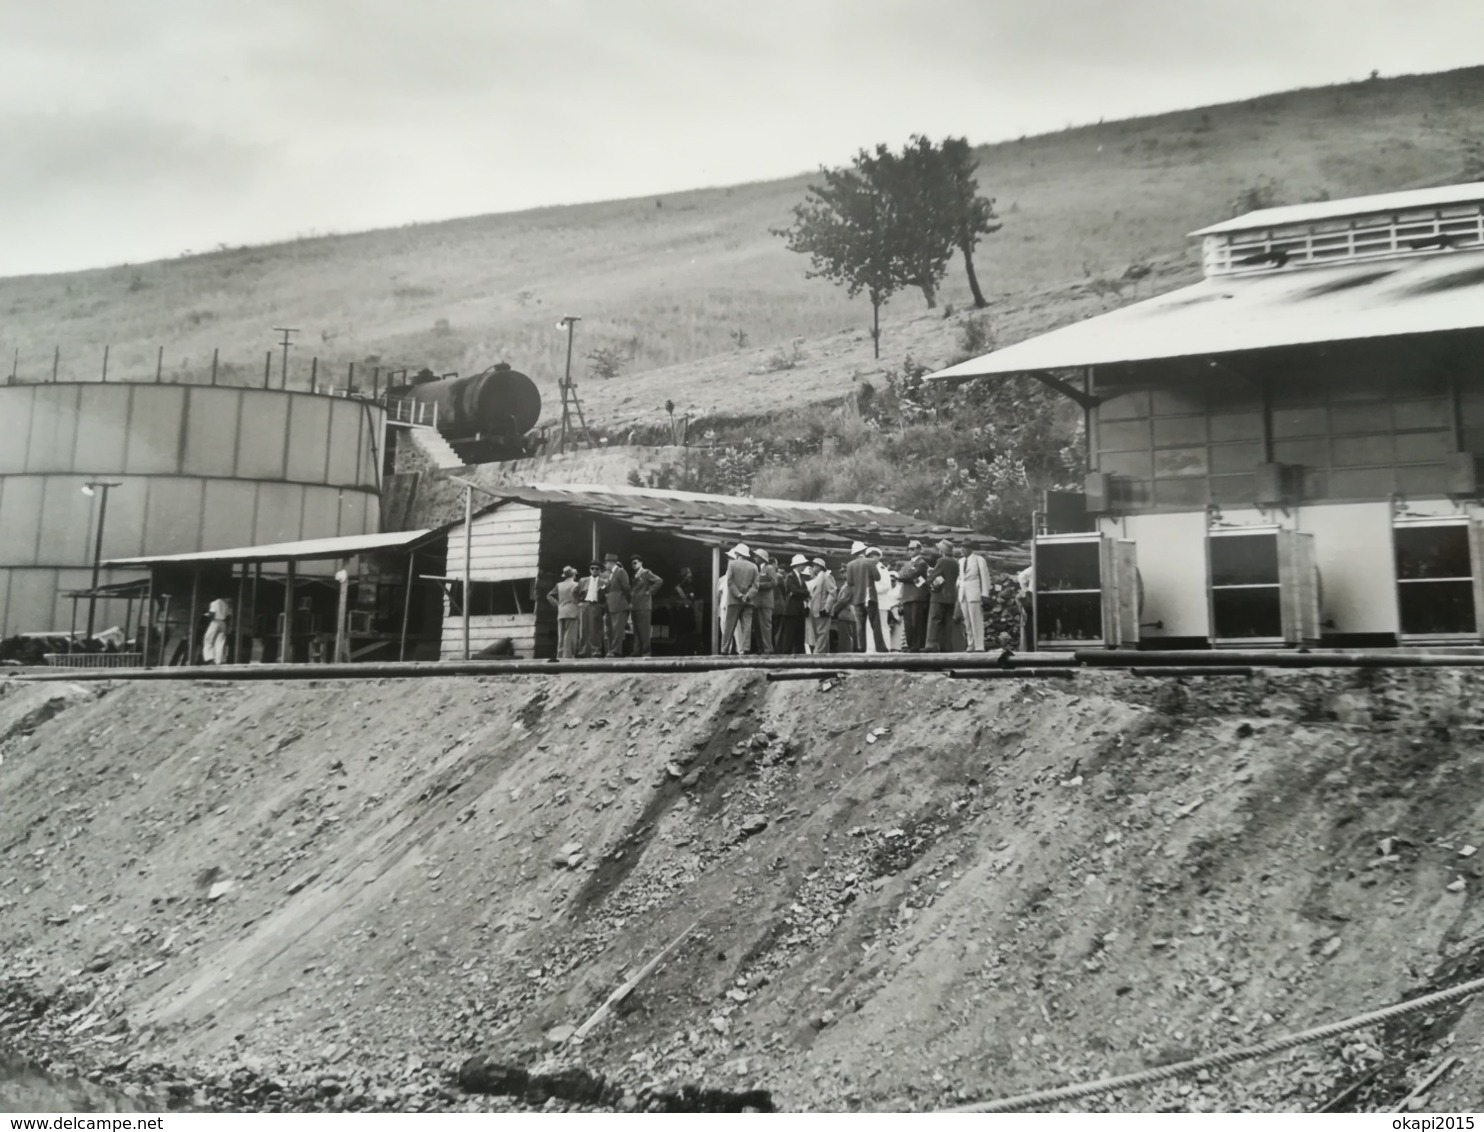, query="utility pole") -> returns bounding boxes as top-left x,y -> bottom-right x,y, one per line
82,480 -> 123,639
273,327 -> 300,389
